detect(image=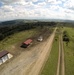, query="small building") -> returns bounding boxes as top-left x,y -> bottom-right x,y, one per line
0,50 -> 13,65
21,39 -> 32,48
